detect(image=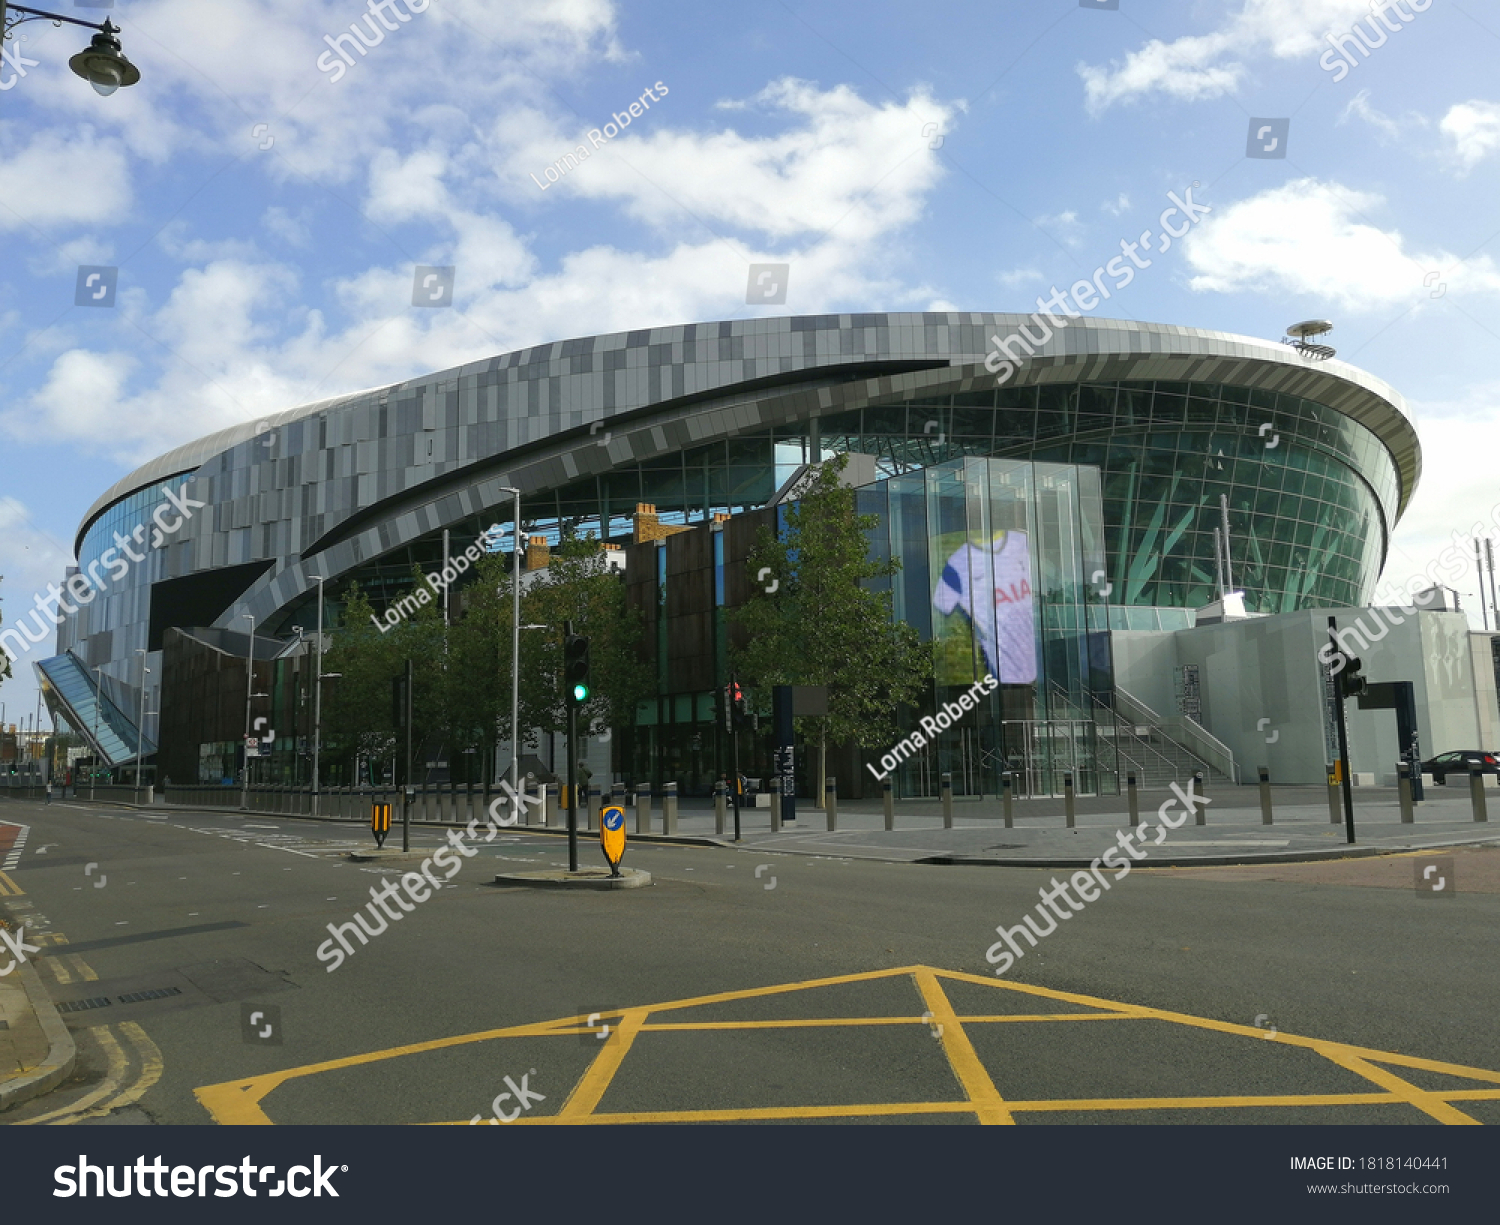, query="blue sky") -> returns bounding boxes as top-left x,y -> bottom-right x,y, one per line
1,0 -> 1497,723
